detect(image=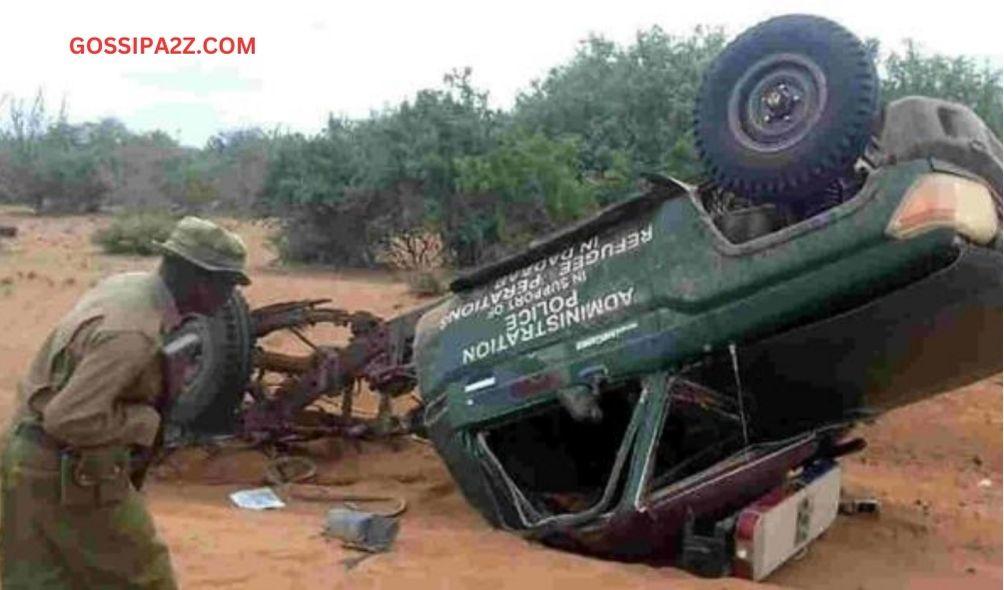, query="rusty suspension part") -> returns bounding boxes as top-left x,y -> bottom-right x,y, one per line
251,299 -> 381,339
255,349 -> 315,374
241,298 -> 419,442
